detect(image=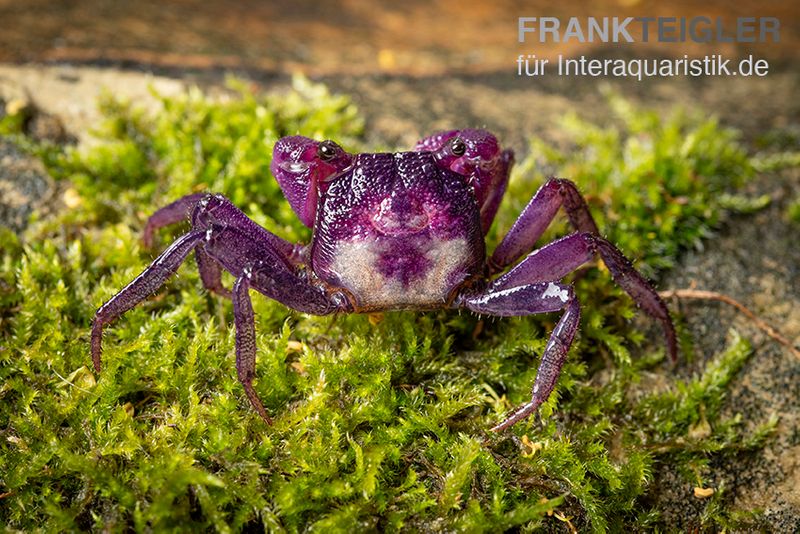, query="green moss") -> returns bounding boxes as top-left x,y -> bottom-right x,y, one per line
496,86 -> 759,278
788,197 -> 800,224
0,100 -> 29,136
0,77 -> 789,532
